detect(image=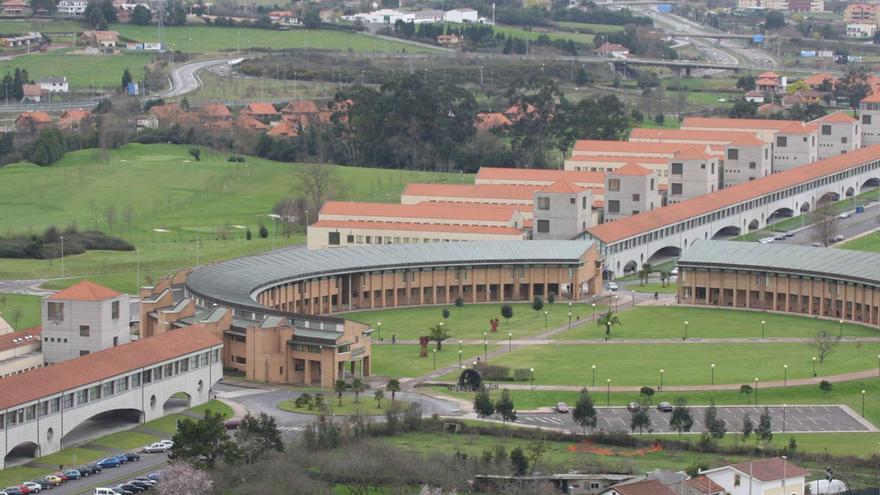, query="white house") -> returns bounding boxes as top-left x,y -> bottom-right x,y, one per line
701,458 -> 808,495
37,77 -> 69,93
57,0 -> 87,15
444,8 -> 478,23
846,23 -> 876,38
